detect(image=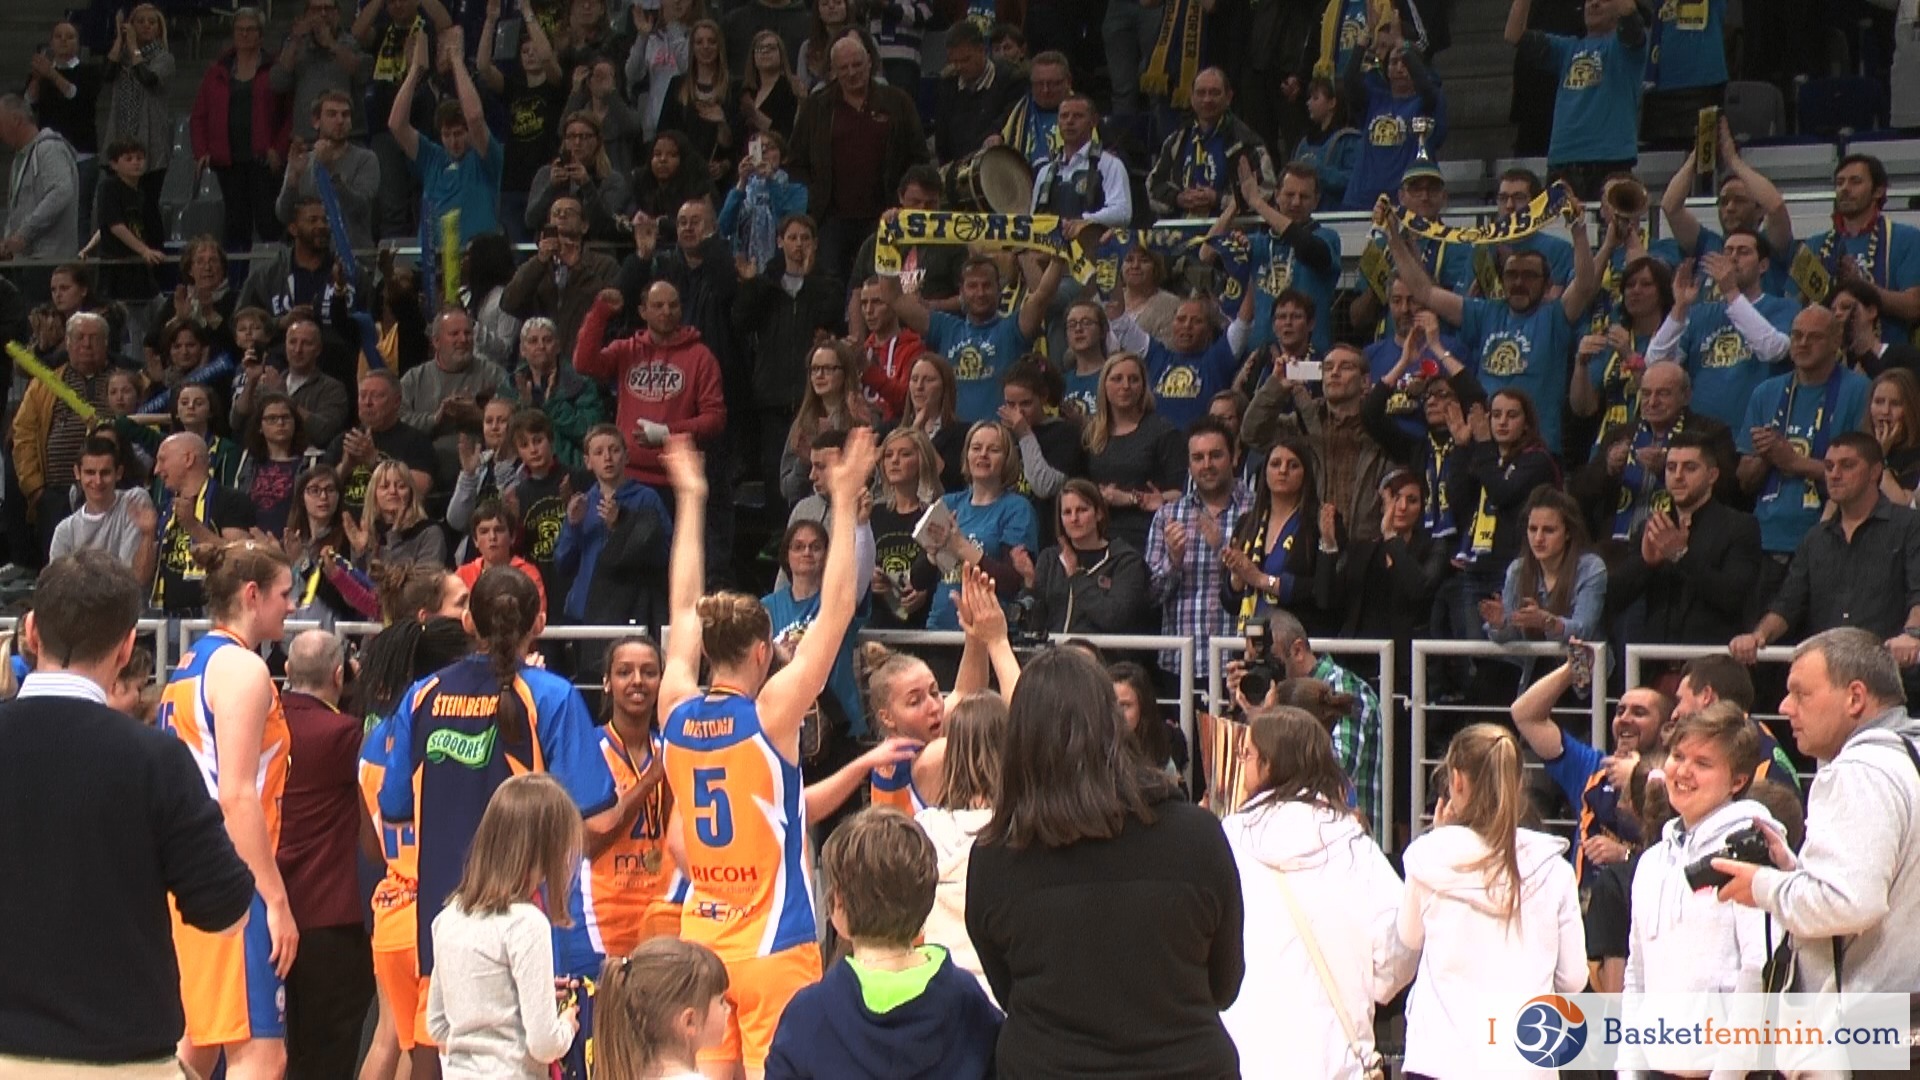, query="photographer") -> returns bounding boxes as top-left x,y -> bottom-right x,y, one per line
1229,609 -> 1384,835
1714,628 -> 1920,994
